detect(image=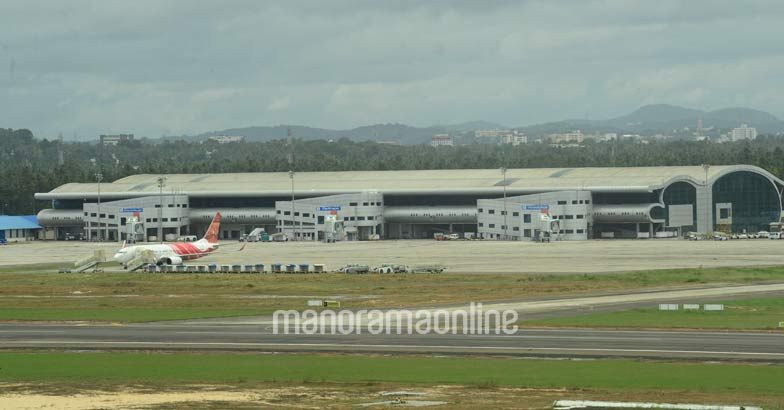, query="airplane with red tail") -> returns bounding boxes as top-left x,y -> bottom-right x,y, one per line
112,212 -> 238,268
